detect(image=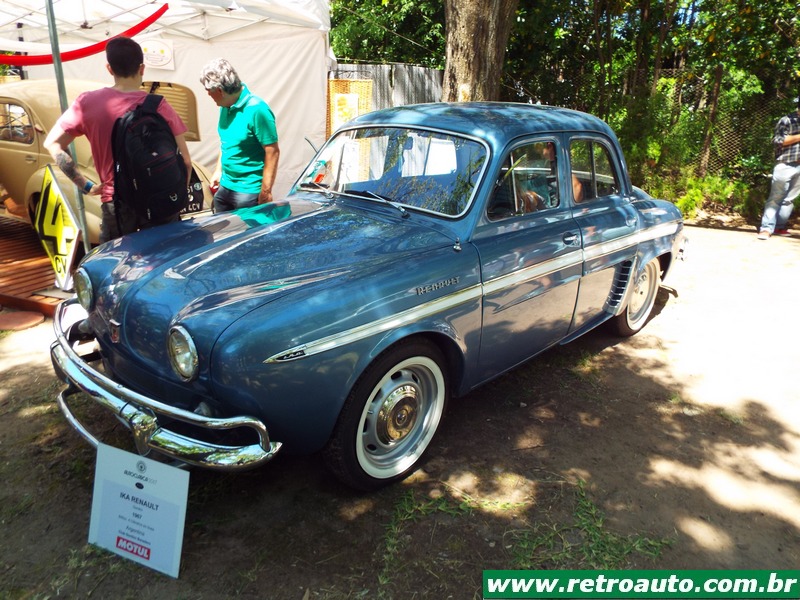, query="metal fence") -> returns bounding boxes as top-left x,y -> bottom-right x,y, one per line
645,70 -> 787,175
328,63 -> 790,177
330,63 -> 443,111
